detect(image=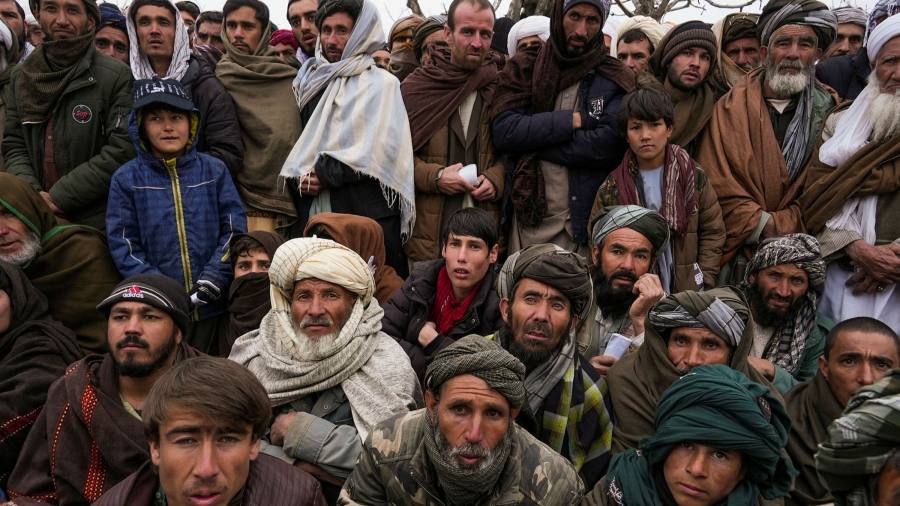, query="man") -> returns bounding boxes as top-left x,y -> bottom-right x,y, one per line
5,274 -> 200,505
126,0 -> 243,175
401,0 -> 503,262
786,317 -> 900,505
743,234 -> 832,393
387,14 -> 423,81
372,42 -> 389,68
697,0 -> 838,286
0,173 -> 121,352
816,369 -> 900,505
287,0 -> 318,62
712,13 -> 761,91
95,3 -> 128,64
491,0 -> 634,255
270,28 -> 299,62
606,287 -> 770,451
586,365 -> 796,505
0,17 -> 20,168
92,356 -> 327,506
175,0 -> 198,40
3,0 -> 134,231
493,244 -> 612,488
802,14 -> 900,332
0,0 -> 28,61
26,16 -> 43,47
228,238 -> 420,501
217,0 -> 300,234
283,0 -> 415,277
578,206 -> 668,373
411,14 -> 447,66
193,10 -> 224,52
614,15 -> 666,74
505,14 -> 549,58
824,5 -> 867,59
647,21 -> 718,155
338,336 -> 585,505
382,208 -> 503,381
